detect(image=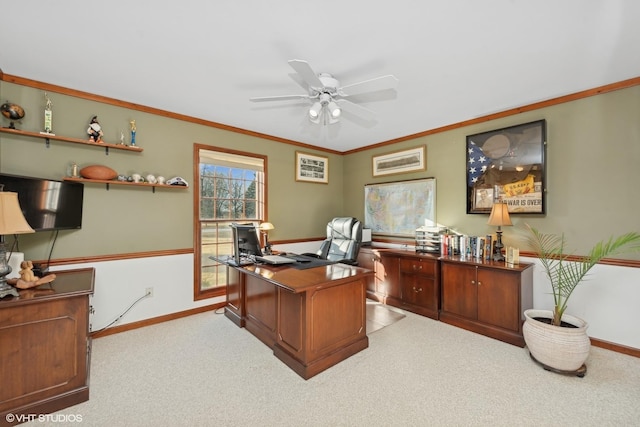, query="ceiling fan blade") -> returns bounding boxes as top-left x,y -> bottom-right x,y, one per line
288,59 -> 323,89
336,99 -> 376,122
250,94 -> 311,102
338,75 -> 399,97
